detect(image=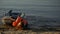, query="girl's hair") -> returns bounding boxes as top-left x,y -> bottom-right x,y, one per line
8,10 -> 12,16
